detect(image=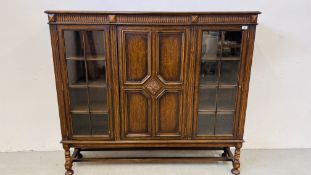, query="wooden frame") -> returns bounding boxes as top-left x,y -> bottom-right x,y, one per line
46,11 -> 260,175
